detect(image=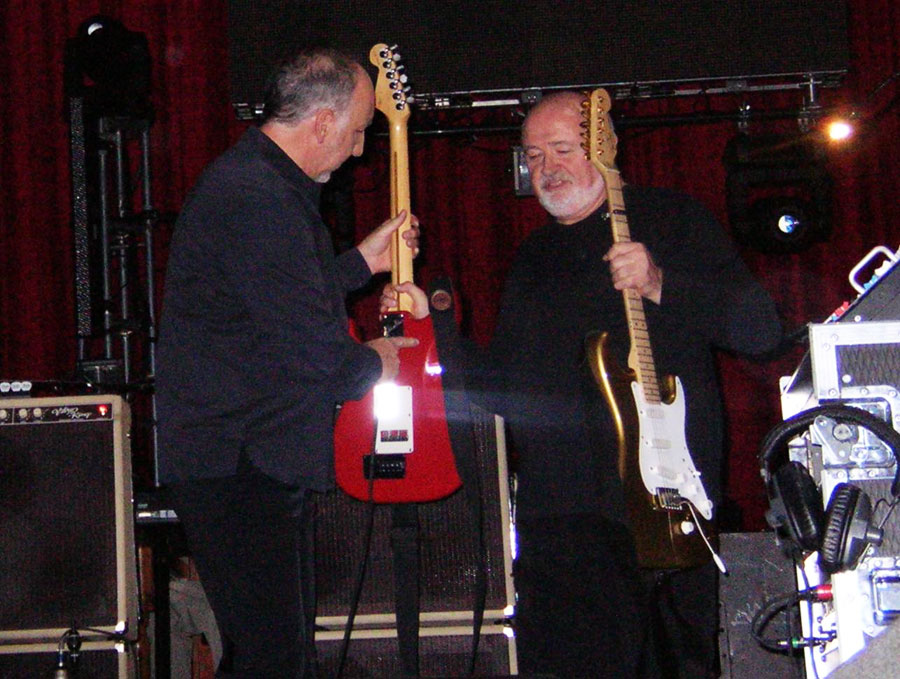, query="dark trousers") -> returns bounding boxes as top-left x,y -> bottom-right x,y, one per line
514,513 -> 718,679
168,461 -> 316,678
647,561 -> 720,679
